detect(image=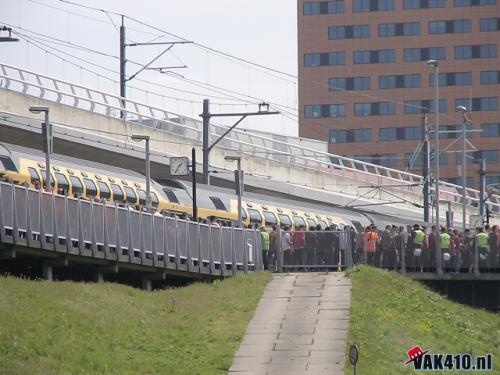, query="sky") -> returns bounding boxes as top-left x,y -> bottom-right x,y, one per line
1,0 -> 299,135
